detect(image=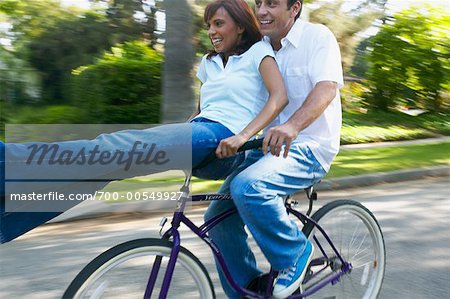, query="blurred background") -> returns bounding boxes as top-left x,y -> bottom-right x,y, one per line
0,0 -> 448,146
